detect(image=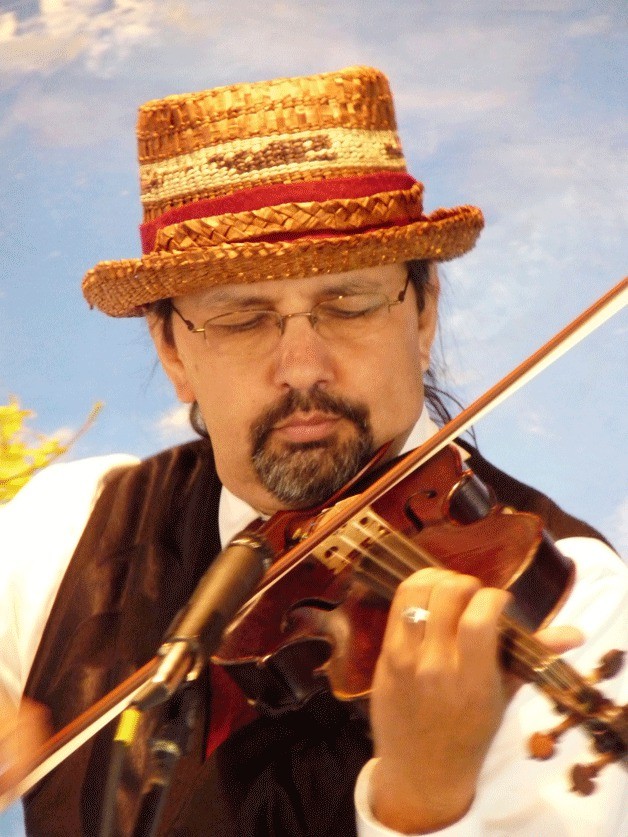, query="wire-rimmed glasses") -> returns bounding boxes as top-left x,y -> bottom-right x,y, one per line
171,274 -> 411,357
